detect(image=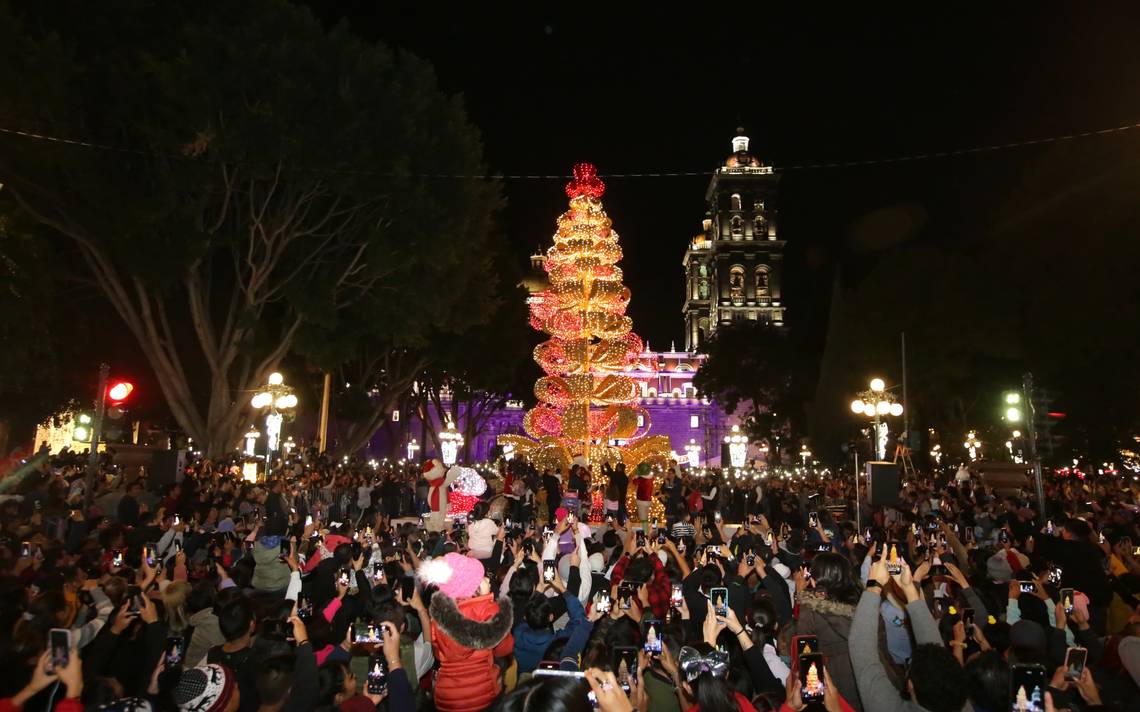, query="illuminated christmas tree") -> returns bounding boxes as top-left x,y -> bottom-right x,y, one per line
500,164 -> 668,474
